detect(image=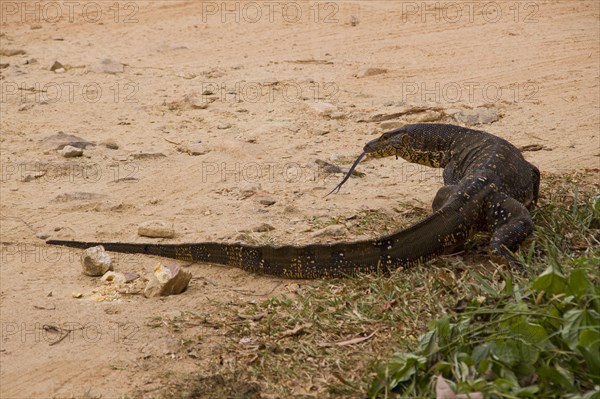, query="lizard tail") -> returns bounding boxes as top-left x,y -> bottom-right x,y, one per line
46,240 -> 181,259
